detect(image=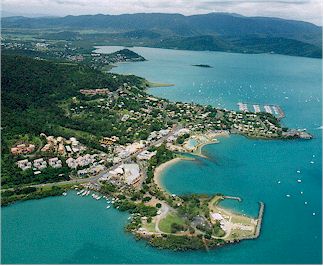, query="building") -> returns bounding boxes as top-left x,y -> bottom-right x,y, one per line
122,164 -> 141,185
33,158 -> 47,170
11,143 -> 35,155
137,150 -> 156,160
48,157 -> 62,168
17,159 -> 32,171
